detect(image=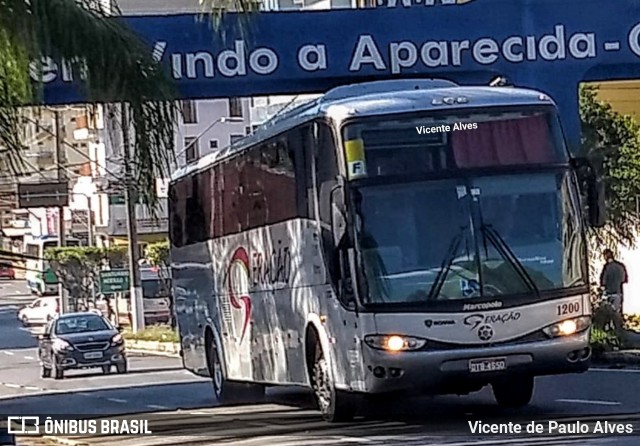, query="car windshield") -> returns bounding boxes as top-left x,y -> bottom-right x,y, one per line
354,171 -> 587,305
142,279 -> 170,298
54,315 -> 110,334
